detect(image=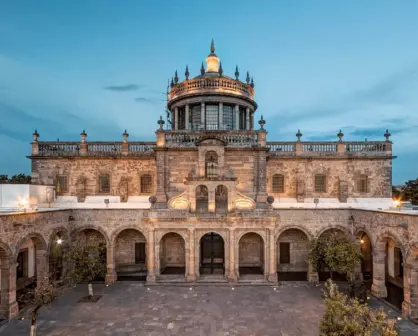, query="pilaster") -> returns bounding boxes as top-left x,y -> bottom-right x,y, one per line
268,229 -> 278,282
218,102 -> 223,130
228,229 -> 237,282
146,229 -> 156,283
0,261 -> 19,319
234,105 -> 239,130
185,105 -> 190,130
187,229 -> 197,282
245,107 -> 250,130
371,251 -> 387,297
105,244 -> 117,284
35,249 -> 49,286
